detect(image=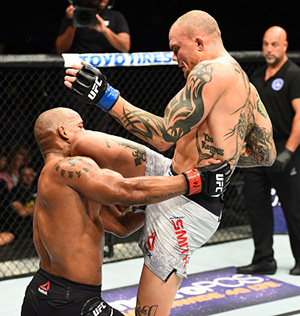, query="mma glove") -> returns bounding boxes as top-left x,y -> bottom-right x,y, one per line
272,148 -> 293,173
182,161 -> 231,197
71,63 -> 119,112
